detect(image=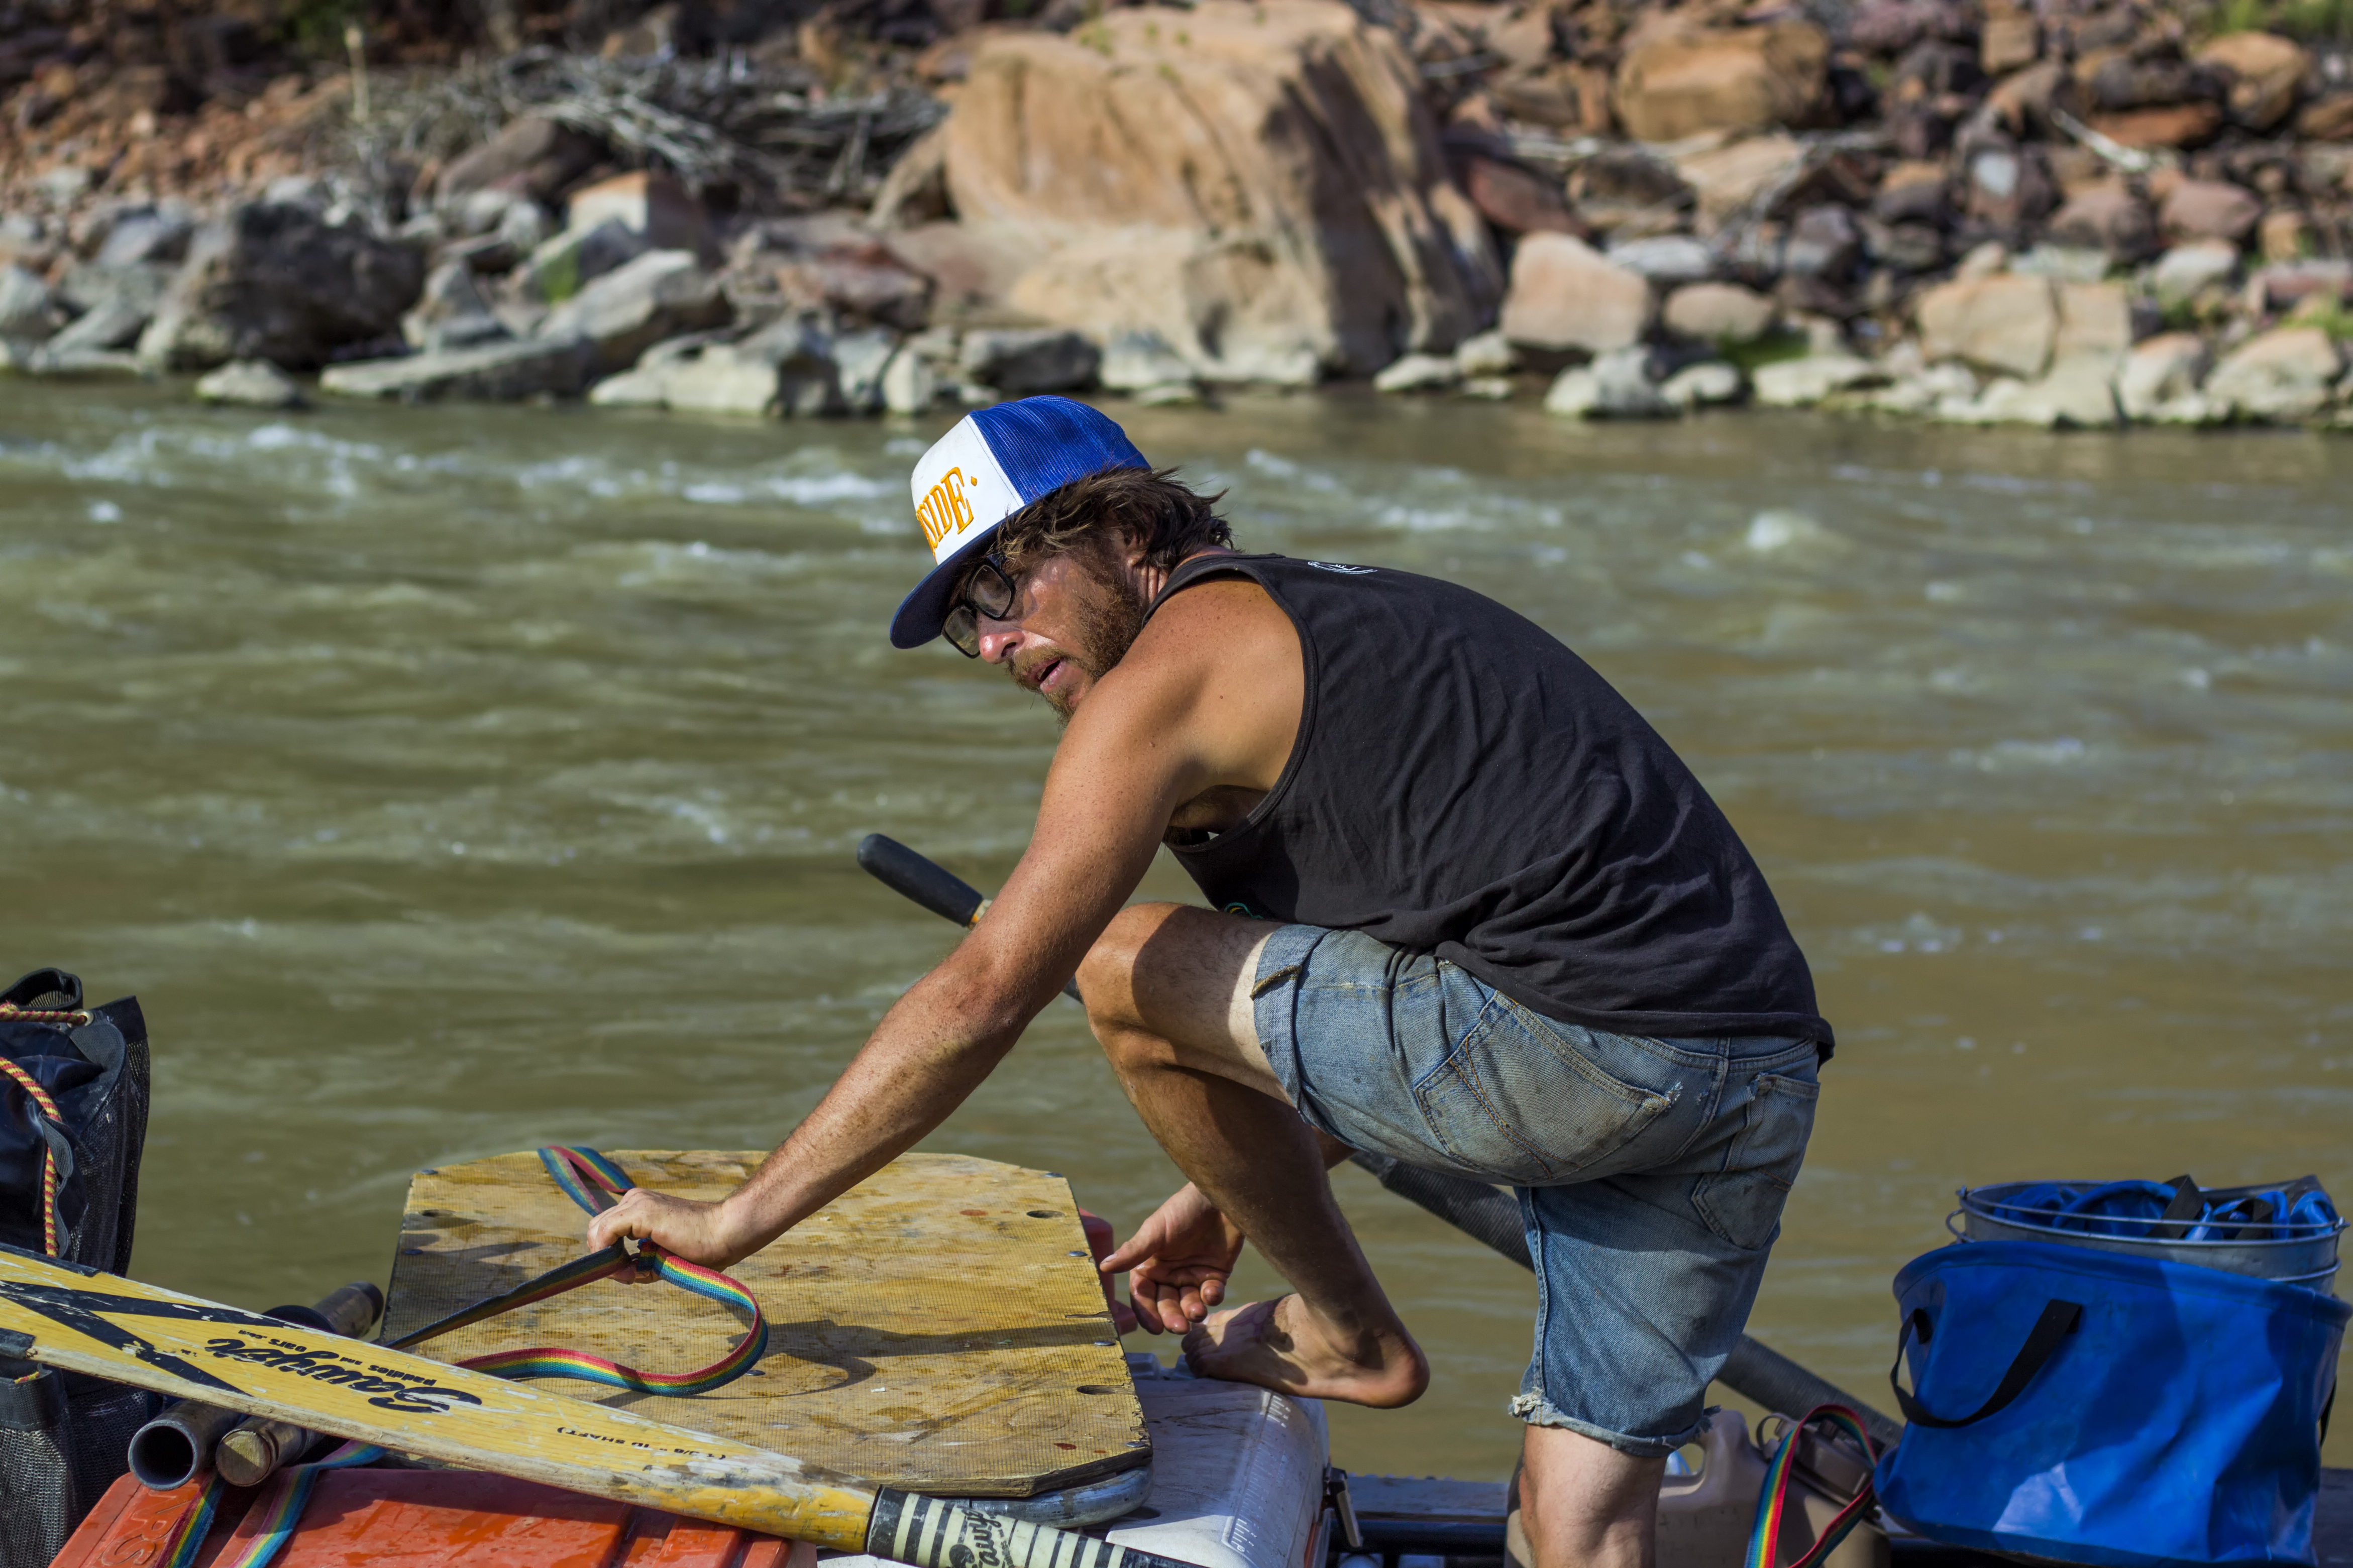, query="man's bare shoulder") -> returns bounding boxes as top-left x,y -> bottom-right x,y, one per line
1064,572 -> 1299,795
1142,574 -> 1295,655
